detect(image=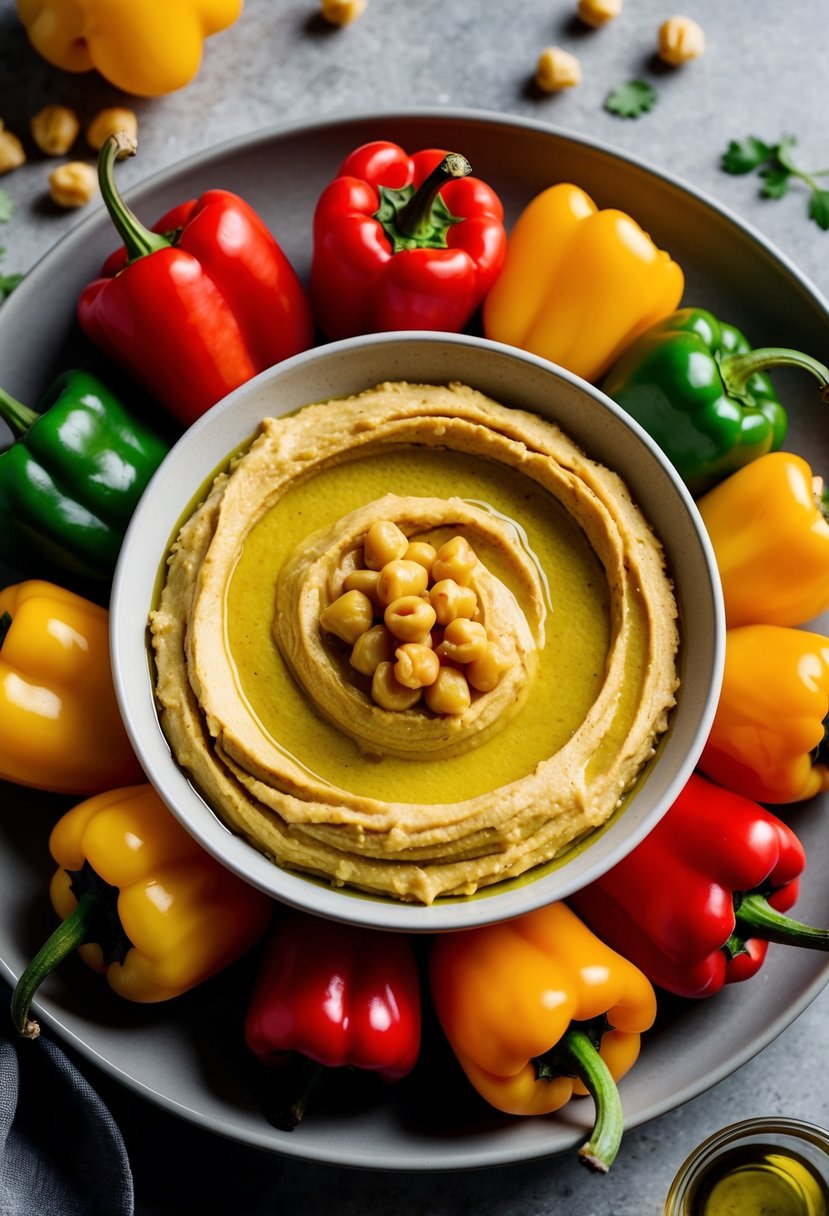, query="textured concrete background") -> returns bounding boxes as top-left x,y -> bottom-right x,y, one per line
1,1 -> 828,1213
